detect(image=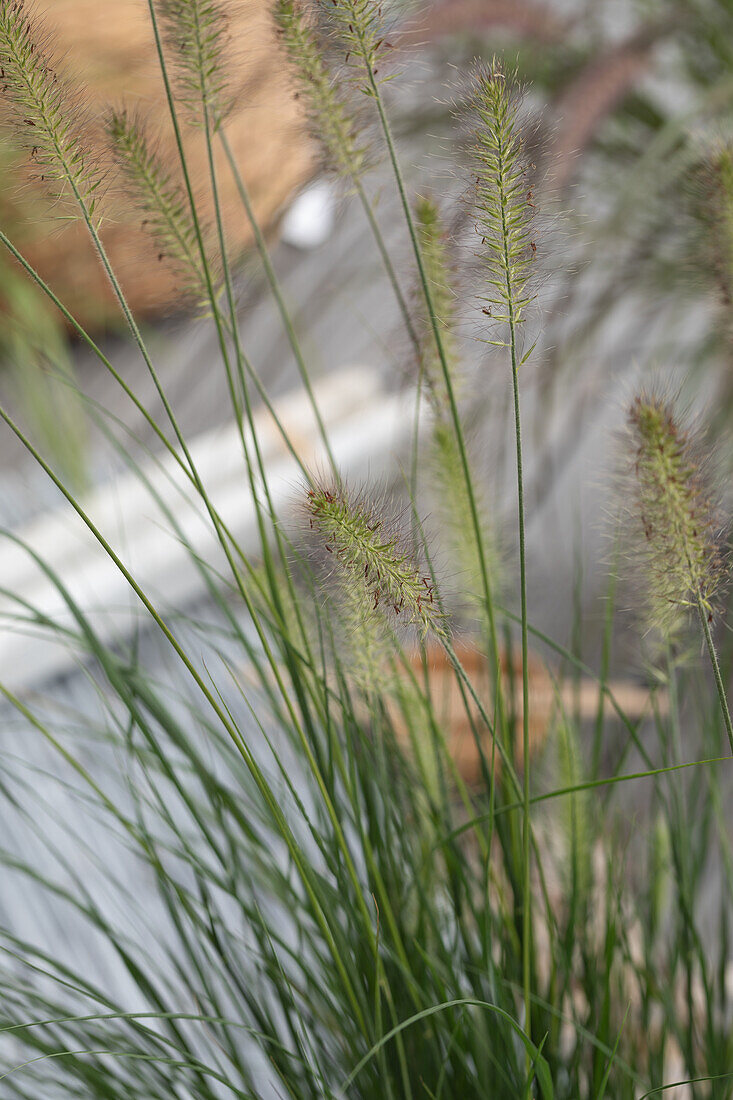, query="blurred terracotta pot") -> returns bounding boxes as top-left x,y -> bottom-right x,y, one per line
2,0 -> 312,329
395,638 -> 662,786
395,640 -> 550,786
